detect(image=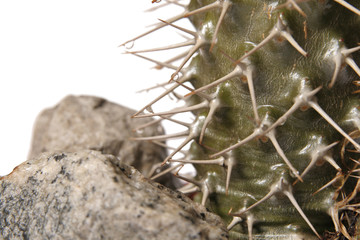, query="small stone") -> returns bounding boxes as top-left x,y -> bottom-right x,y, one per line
28,95 -> 167,178
0,150 -> 228,240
